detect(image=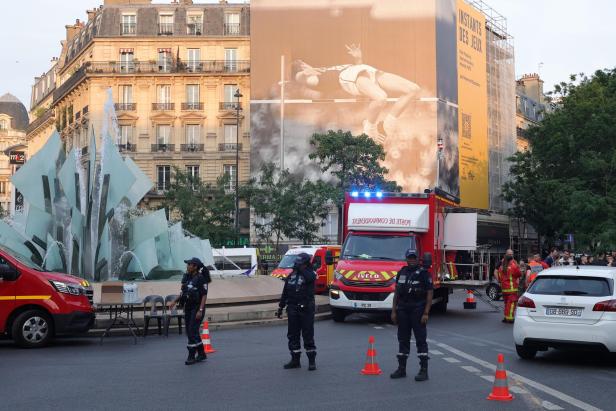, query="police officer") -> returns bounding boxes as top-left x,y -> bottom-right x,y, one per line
390,249 -> 433,381
170,257 -> 209,365
276,252 -> 317,371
